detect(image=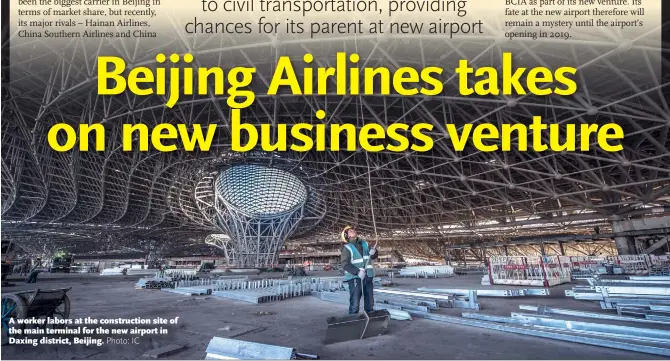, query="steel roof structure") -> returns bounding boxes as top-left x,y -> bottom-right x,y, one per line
2,22 -> 669,261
